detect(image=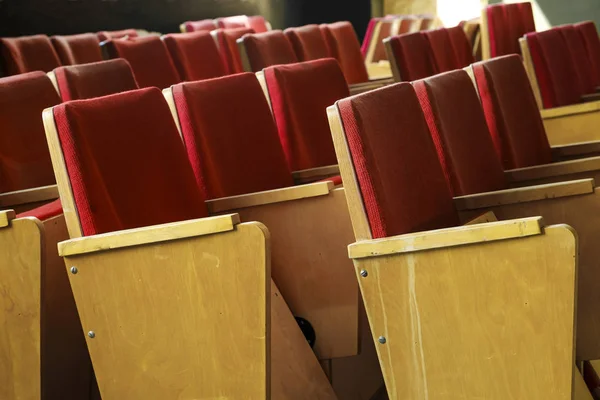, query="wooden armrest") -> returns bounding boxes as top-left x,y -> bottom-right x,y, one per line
551,141 -> 600,159
292,165 -> 339,183
0,184 -> 59,208
505,157 -> 600,182
453,179 -> 594,211
0,210 -> 16,228
58,213 -> 240,257
541,101 -> 600,119
582,93 -> 600,102
206,181 -> 334,213
348,216 -> 543,259
464,211 -> 498,225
